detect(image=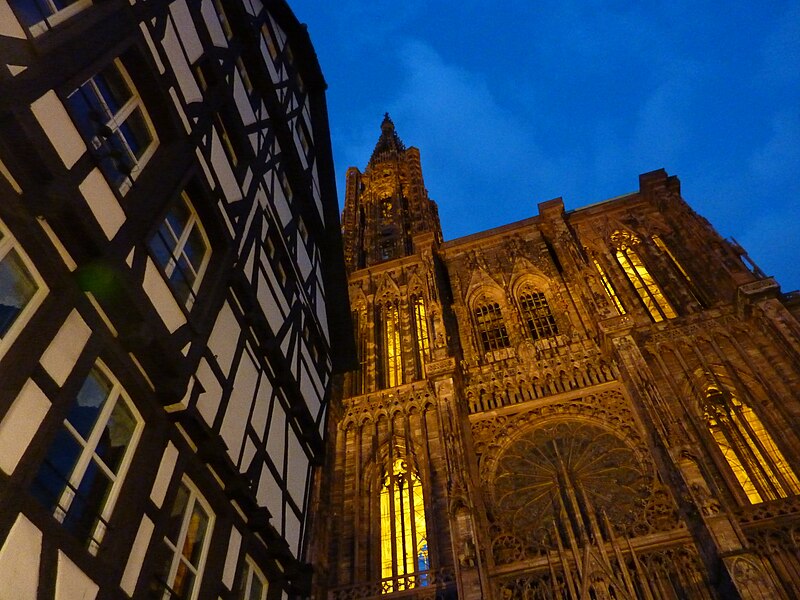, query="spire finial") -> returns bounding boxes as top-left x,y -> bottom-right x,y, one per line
381,112 -> 394,132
